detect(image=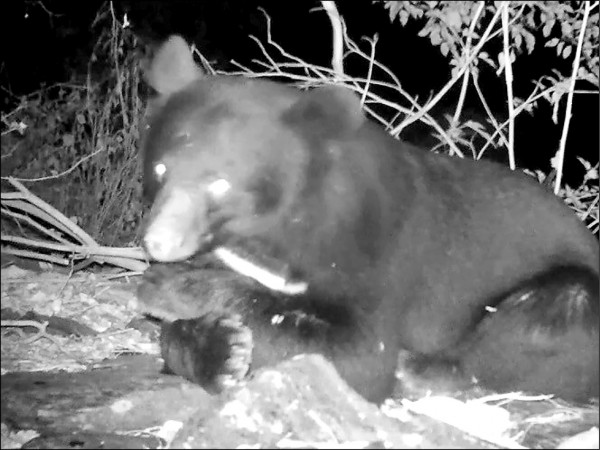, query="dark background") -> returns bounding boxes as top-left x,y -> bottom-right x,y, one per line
1,0 -> 598,184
